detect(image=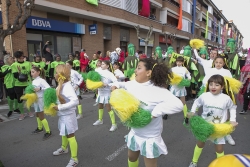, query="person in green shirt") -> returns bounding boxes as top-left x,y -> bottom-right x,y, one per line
32,55 -> 45,69
88,53 -> 98,71
12,51 -> 33,121
50,54 -> 65,86
1,54 -> 19,117
65,53 -> 74,63
73,56 -> 80,73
